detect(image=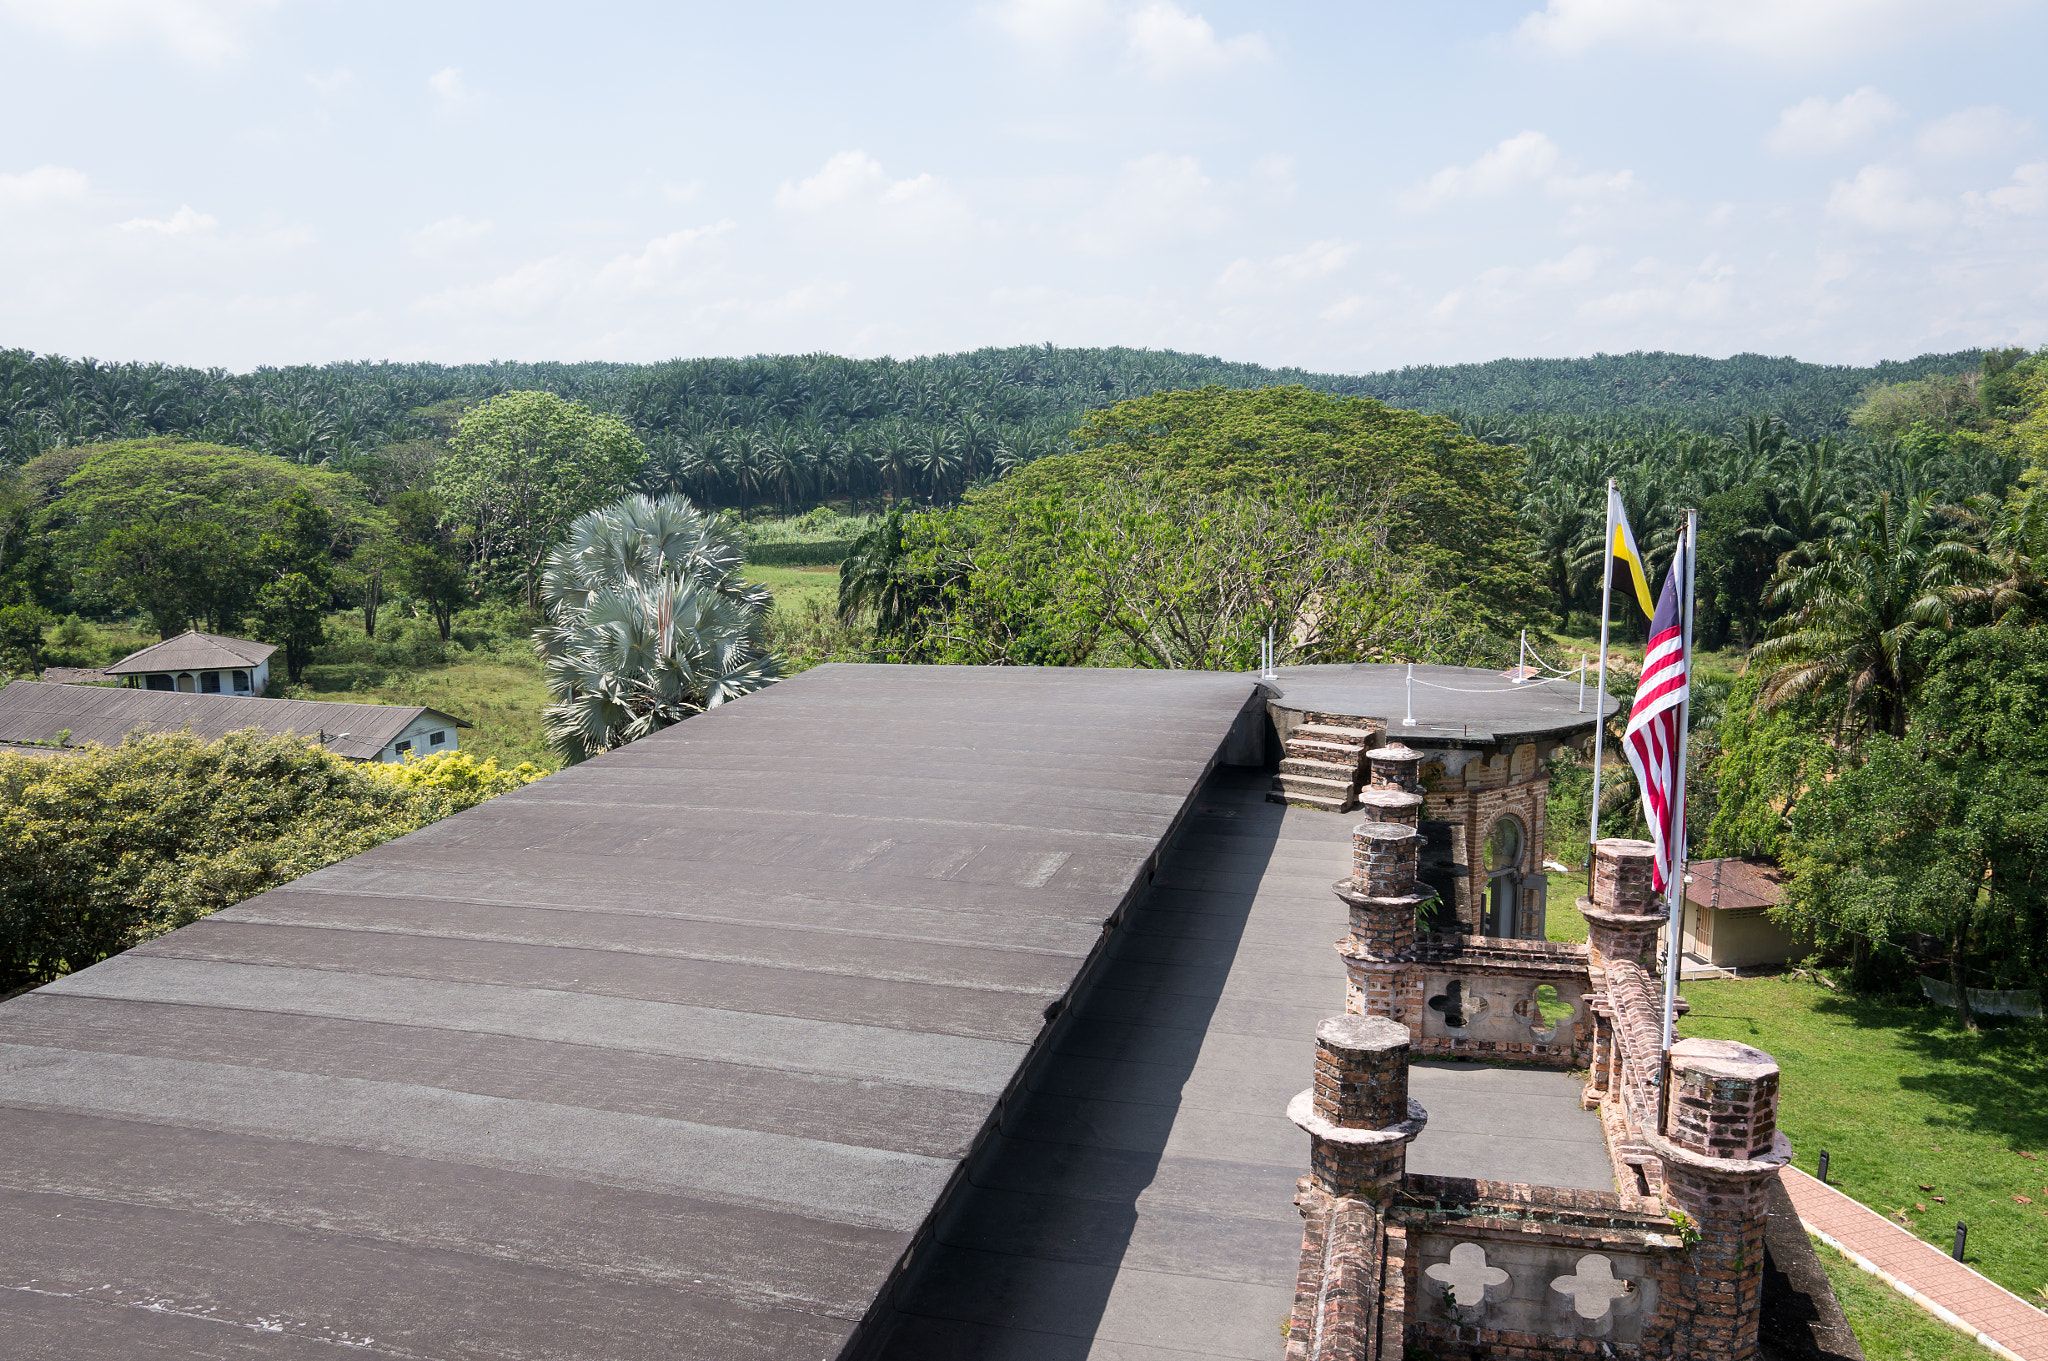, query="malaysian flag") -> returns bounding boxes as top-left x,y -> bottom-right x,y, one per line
1623,531 -> 1691,893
